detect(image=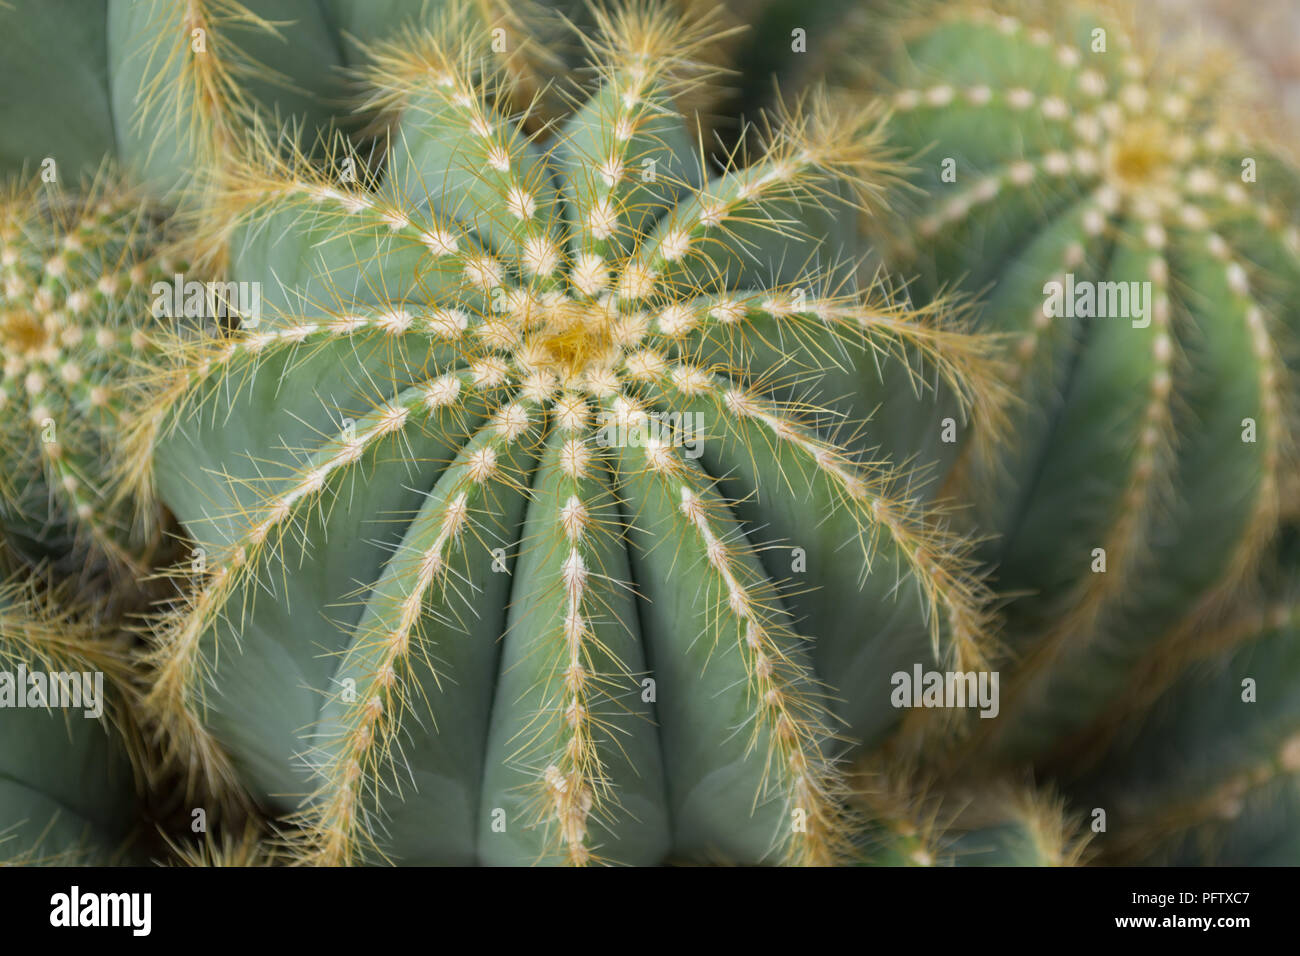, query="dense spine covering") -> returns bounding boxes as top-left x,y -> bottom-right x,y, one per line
124,0 -> 1003,865
0,172 -> 177,574
3,0 -> 1294,869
